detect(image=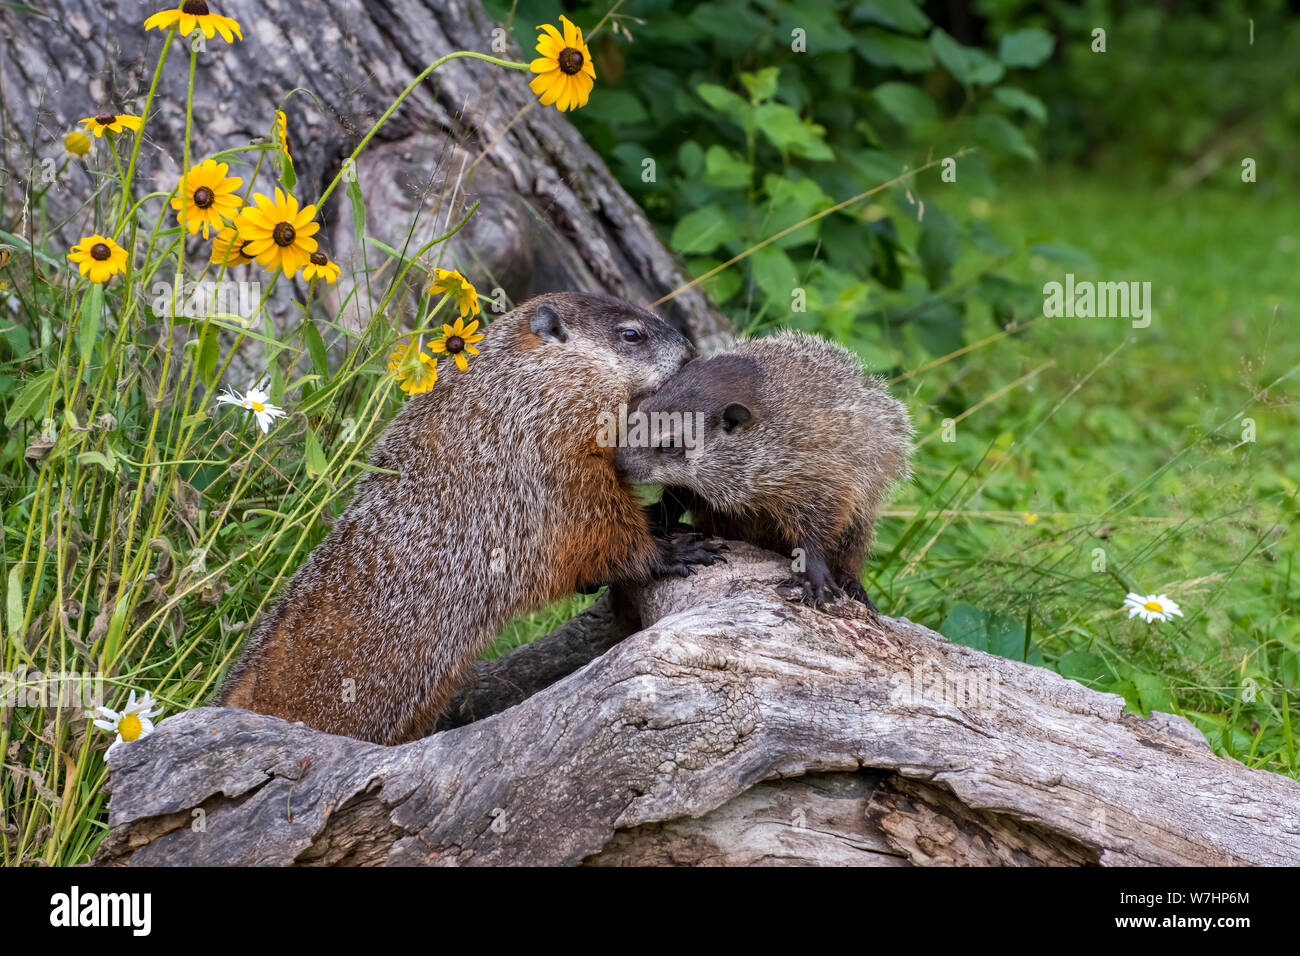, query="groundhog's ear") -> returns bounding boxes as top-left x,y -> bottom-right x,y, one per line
721,402 -> 752,432
530,303 -> 567,344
